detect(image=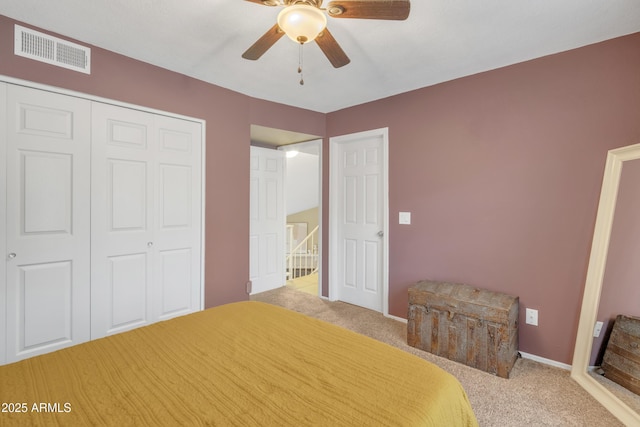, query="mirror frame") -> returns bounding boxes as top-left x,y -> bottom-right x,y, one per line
571,142 -> 640,426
